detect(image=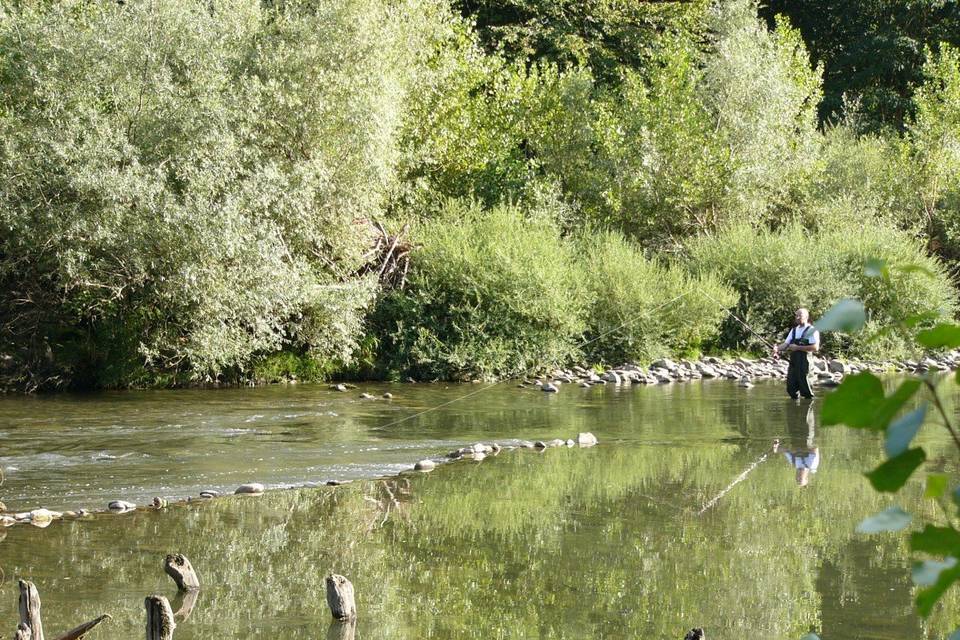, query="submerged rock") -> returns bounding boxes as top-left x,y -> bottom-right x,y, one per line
235,483 -> 265,495
541,382 -> 559,393
359,393 -> 375,400
108,500 -> 137,512
382,392 -> 394,399
414,459 -> 436,472
199,490 -> 220,499
577,432 -> 598,446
